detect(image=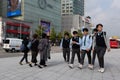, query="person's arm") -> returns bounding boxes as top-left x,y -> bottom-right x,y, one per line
69,38 -> 72,49
92,35 -> 96,50
88,36 -> 93,49
76,38 -> 82,45
104,32 -> 110,52
60,39 -> 63,49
